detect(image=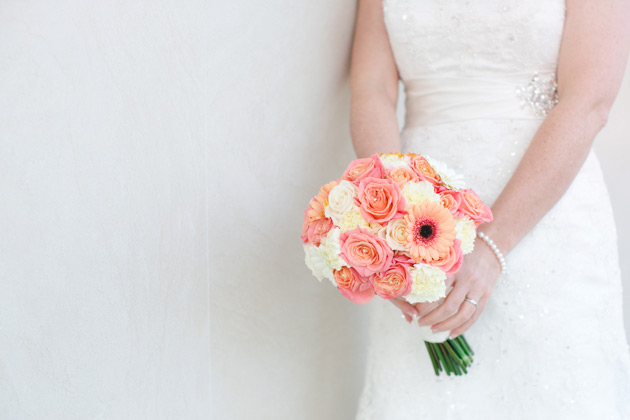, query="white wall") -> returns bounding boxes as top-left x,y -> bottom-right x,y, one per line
1,1 -> 629,419
208,2 -> 366,419
0,1 -> 209,418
